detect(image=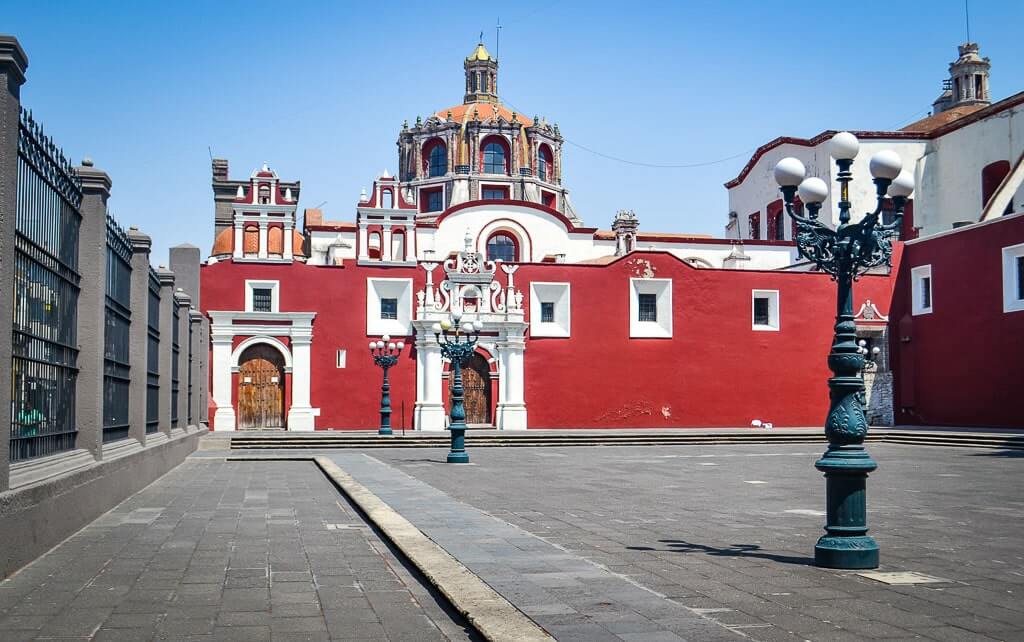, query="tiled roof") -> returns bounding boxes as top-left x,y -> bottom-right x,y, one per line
435,102 -> 533,127
900,104 -> 987,132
